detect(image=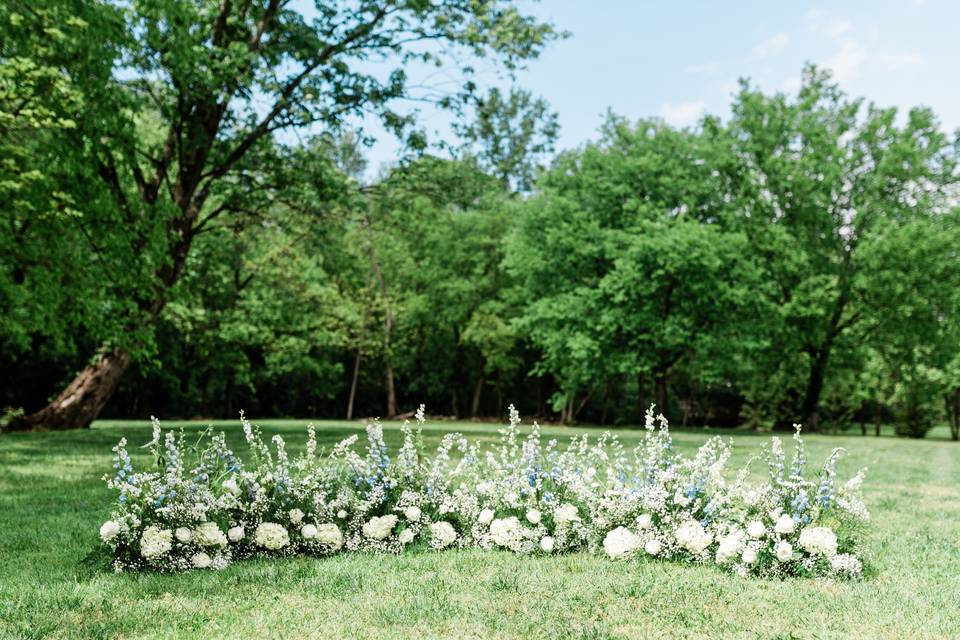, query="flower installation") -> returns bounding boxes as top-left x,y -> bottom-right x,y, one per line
100,406 -> 869,579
